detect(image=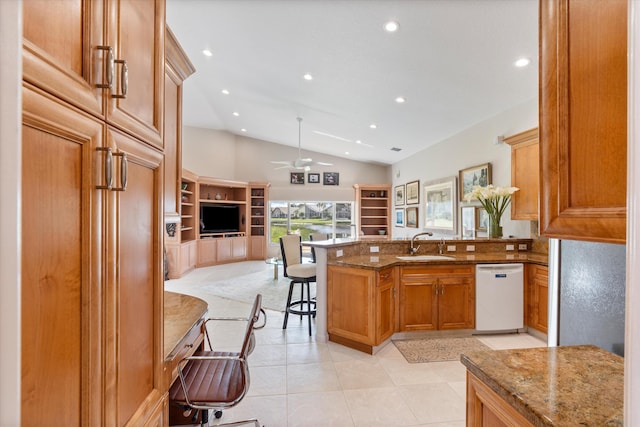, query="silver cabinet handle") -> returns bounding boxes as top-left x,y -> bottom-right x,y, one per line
112,59 -> 128,99
112,152 -> 128,191
96,46 -> 114,89
96,147 -> 113,190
